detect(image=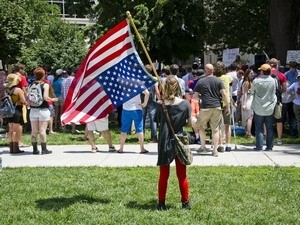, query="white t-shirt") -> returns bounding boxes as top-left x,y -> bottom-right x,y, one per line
123,94 -> 142,111
227,71 -> 239,97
